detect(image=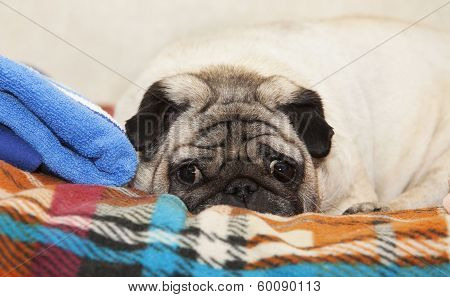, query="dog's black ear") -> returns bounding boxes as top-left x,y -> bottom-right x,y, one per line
125,81 -> 187,159
278,89 -> 334,158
